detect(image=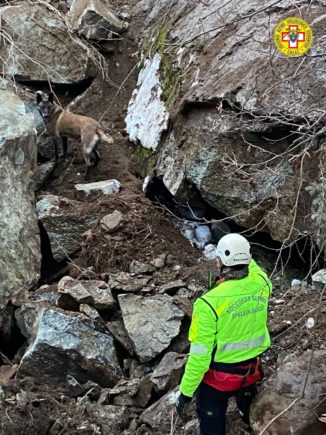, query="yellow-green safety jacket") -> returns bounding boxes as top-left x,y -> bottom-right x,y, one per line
180,259 -> 272,397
